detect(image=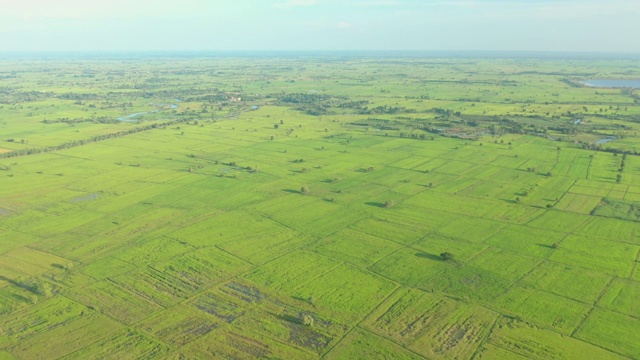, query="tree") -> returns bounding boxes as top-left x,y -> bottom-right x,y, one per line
440,252 -> 454,261
384,200 -> 395,208
301,186 -> 309,195
302,314 -> 314,327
